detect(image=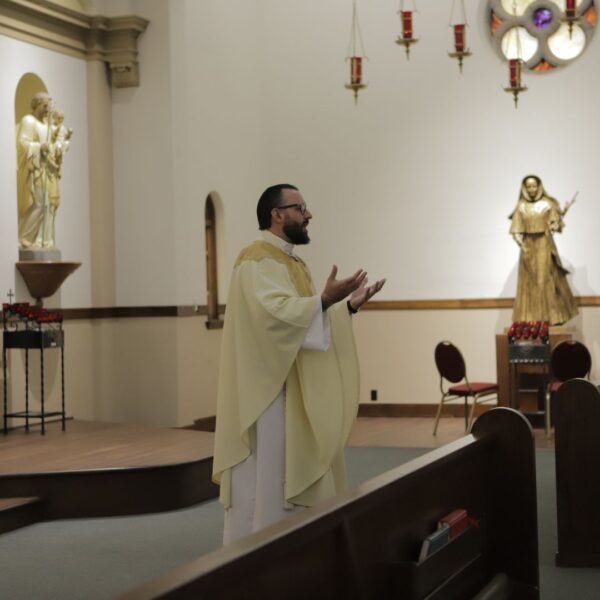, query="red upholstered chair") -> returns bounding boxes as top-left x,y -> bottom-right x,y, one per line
545,340 -> 592,437
433,341 -> 498,435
